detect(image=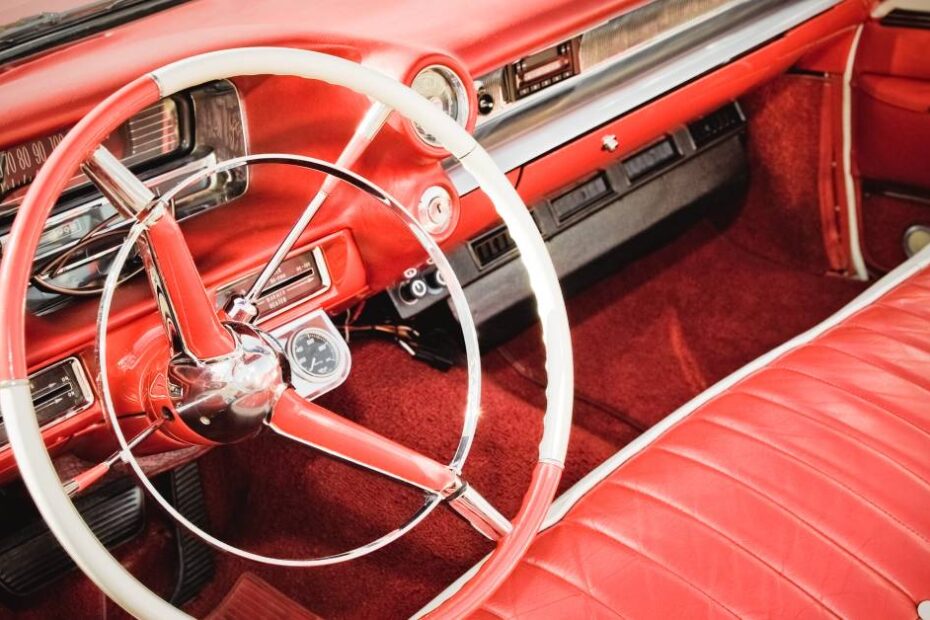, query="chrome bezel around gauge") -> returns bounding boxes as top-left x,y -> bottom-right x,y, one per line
270,309 -> 351,400
287,327 -> 341,381
409,64 -> 470,148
